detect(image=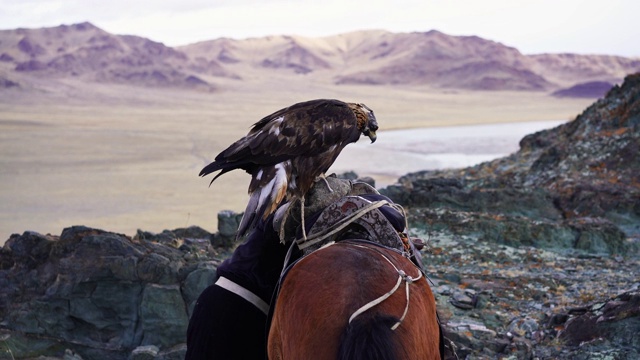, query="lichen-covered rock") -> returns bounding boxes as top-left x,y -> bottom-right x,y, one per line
140,284 -> 189,348
0,225 -> 230,359
424,229 -> 640,360
181,263 -> 217,315
216,210 -> 242,239
382,73 -> 640,254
